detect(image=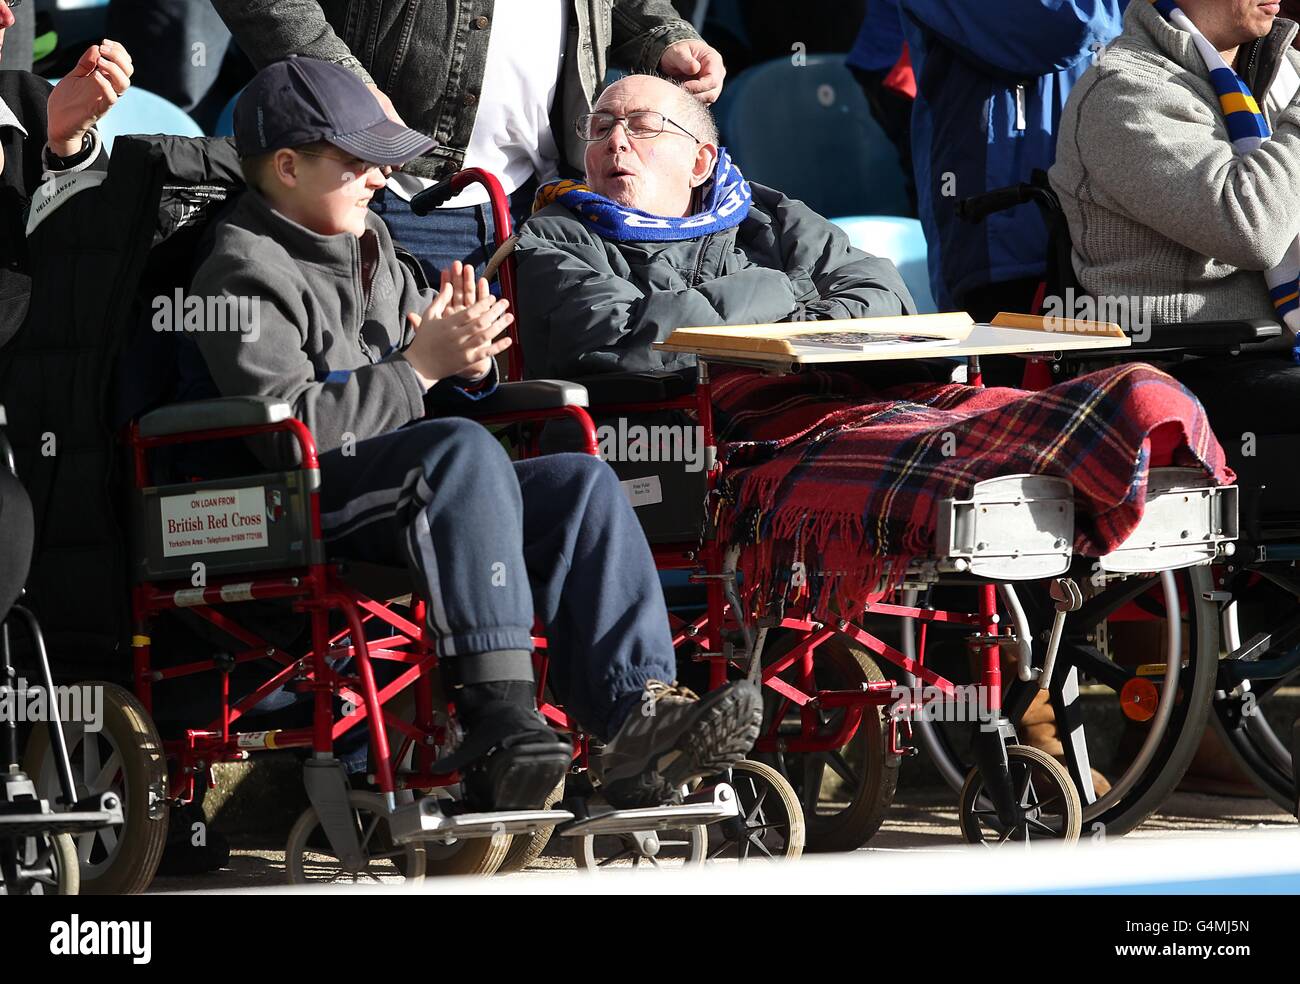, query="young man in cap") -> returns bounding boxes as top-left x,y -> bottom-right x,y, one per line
186,56 -> 762,812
